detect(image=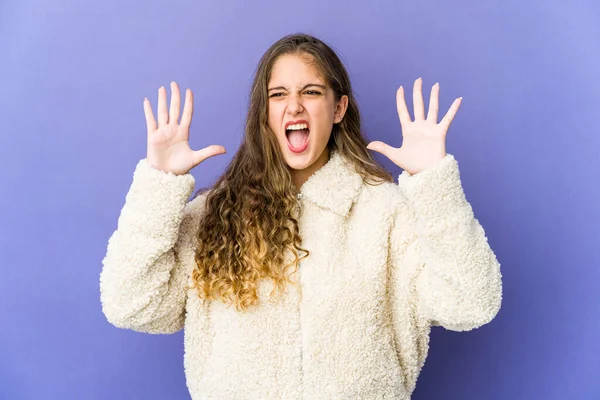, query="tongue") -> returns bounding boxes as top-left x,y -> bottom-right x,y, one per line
287,129 -> 309,147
